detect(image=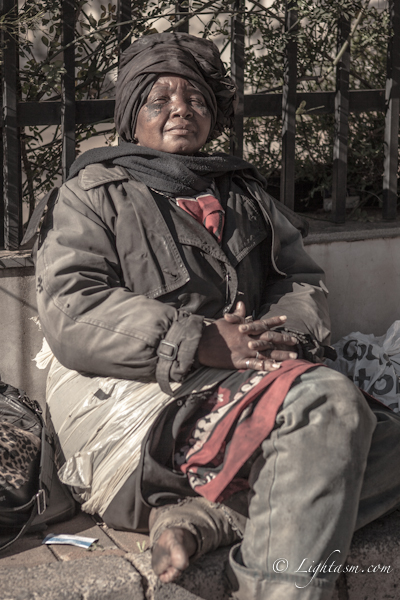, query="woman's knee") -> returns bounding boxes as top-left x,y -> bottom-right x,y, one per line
279,367 -> 376,439
319,368 -> 376,432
